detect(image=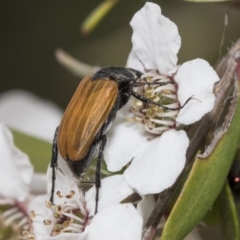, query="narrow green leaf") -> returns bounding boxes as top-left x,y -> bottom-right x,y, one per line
161,89 -> 240,240
11,129 -> 51,172
81,0 -> 119,35
202,196 -> 221,226
219,181 -> 240,240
